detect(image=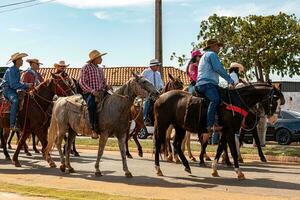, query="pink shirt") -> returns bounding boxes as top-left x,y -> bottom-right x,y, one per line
188,62 -> 198,81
